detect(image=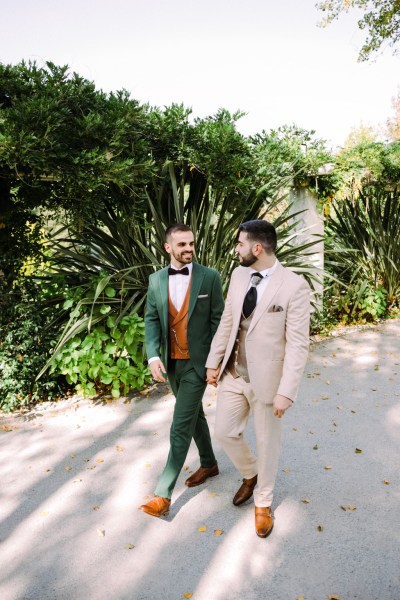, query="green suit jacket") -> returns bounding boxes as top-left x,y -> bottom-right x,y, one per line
145,262 -> 224,380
